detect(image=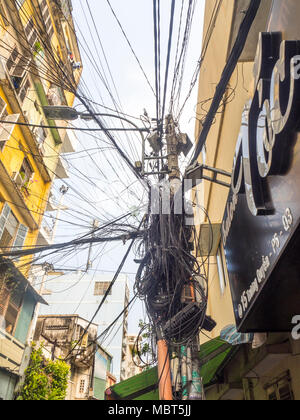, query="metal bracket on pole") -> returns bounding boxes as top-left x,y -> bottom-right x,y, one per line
185,163 -> 232,189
